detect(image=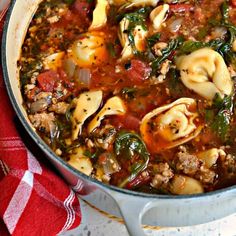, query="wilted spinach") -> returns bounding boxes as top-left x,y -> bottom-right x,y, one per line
115,131 -> 150,187
151,37 -> 183,74
205,94 -> 233,141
